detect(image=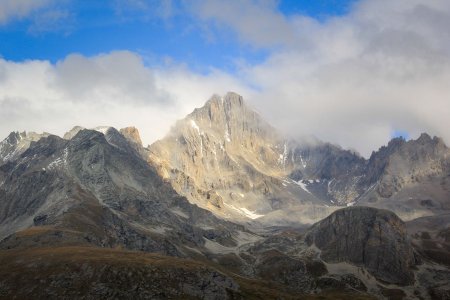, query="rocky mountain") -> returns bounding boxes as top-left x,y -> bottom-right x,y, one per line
0,128 -> 250,256
148,92 -> 450,226
0,131 -> 50,165
0,125 -> 381,299
0,92 -> 449,299
358,134 -> 450,219
305,206 -> 416,285
148,92 -> 336,227
319,207 -> 450,299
